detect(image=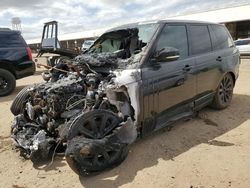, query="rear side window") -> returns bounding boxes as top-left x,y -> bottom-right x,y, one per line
0,32 -> 24,48
156,25 -> 188,59
189,25 -> 212,55
211,25 -> 234,49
